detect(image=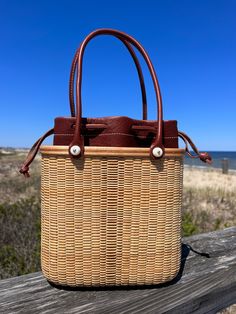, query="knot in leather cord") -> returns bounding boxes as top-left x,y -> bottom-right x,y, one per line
19,128 -> 54,178
178,131 -> 212,164
19,165 -> 30,178
199,152 -> 212,164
